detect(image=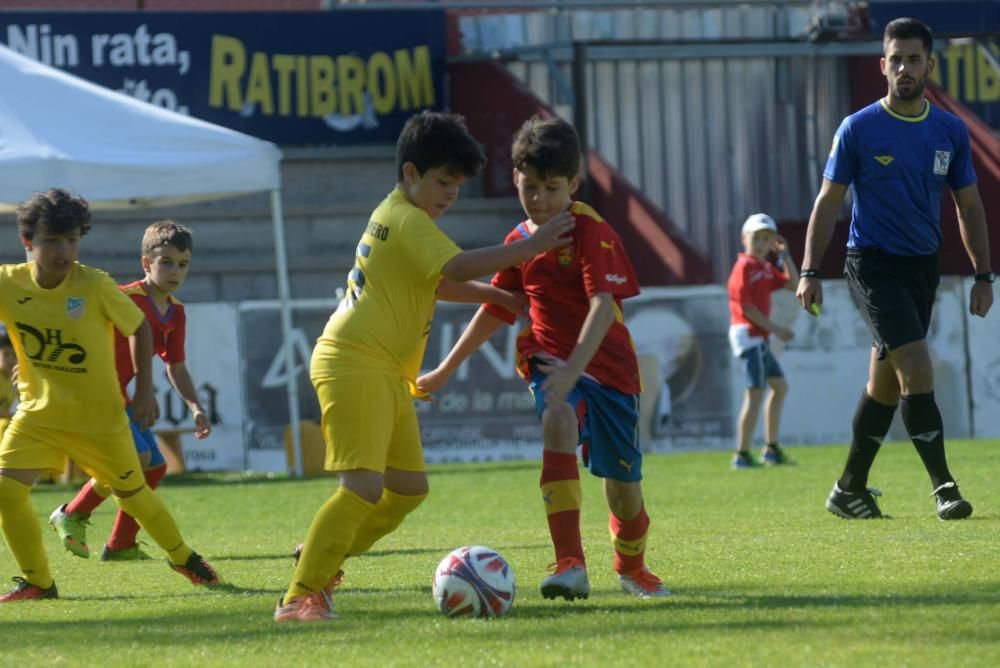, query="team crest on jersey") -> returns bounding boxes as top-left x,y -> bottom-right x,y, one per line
66,297 -> 85,320
934,150 -> 951,175
558,245 -> 574,268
